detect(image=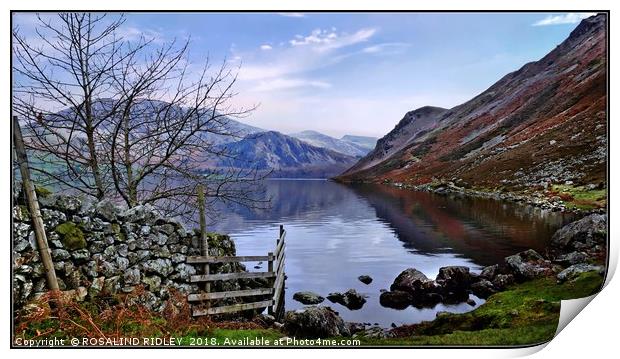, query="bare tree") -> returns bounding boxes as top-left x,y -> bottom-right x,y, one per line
12,13 -> 137,199
13,12 -> 269,221
105,41 -> 266,219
